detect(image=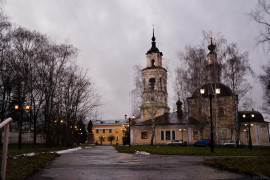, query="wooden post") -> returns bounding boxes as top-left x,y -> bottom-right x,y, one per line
1,123 -> 9,180
0,117 -> 12,180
